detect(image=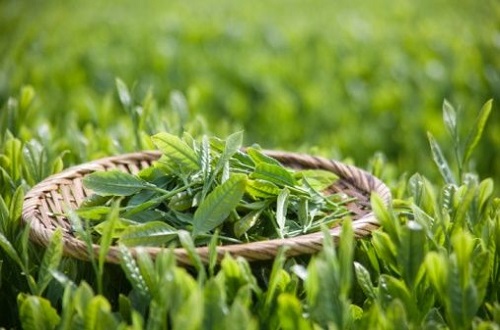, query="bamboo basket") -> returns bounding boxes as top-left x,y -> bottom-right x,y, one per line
22,150 -> 391,266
